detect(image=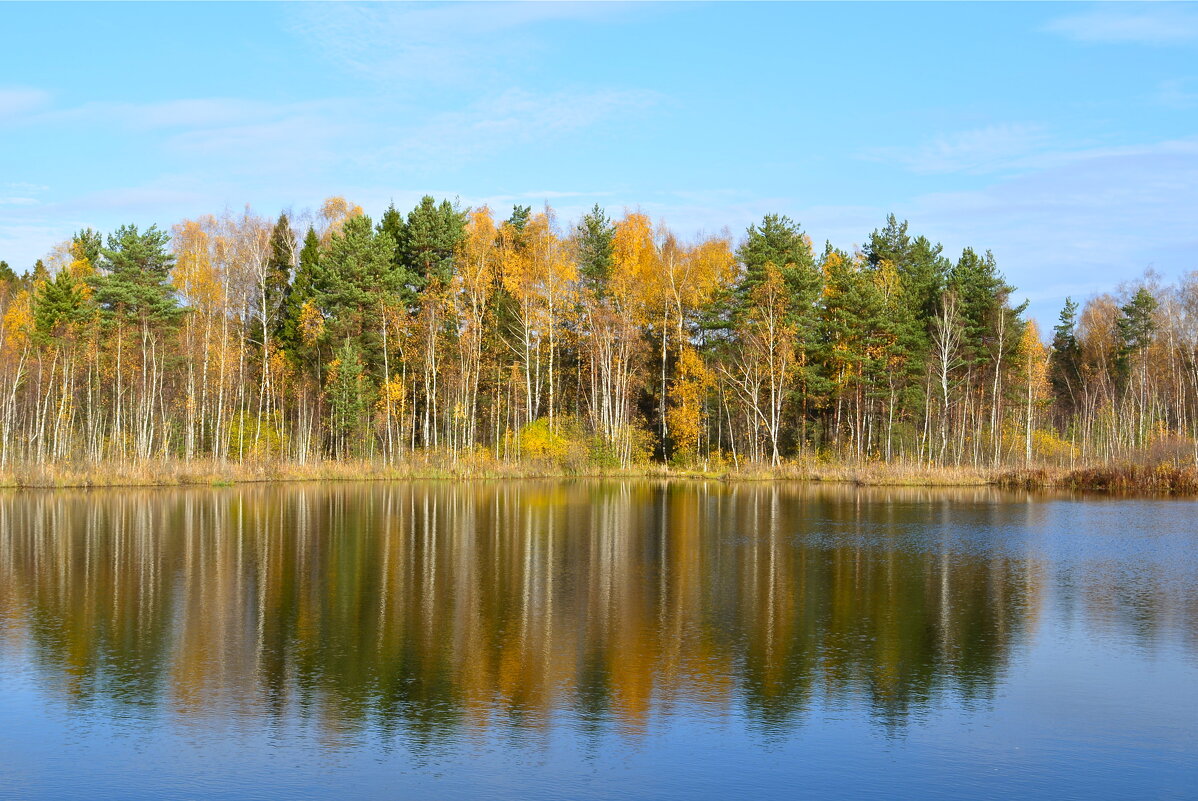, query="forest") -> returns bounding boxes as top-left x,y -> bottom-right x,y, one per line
0,195 -> 1190,480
